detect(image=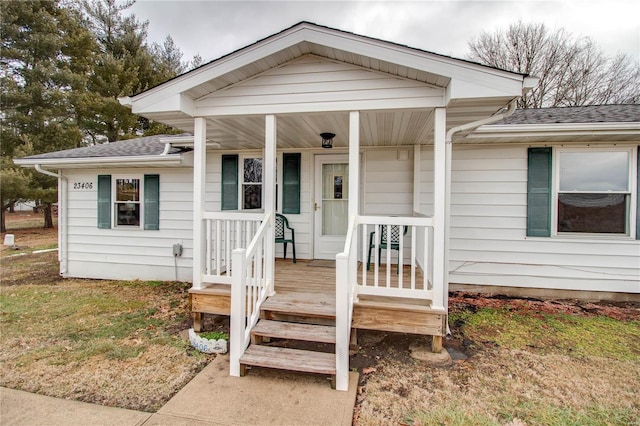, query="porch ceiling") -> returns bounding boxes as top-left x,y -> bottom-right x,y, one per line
154,100 -> 514,150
